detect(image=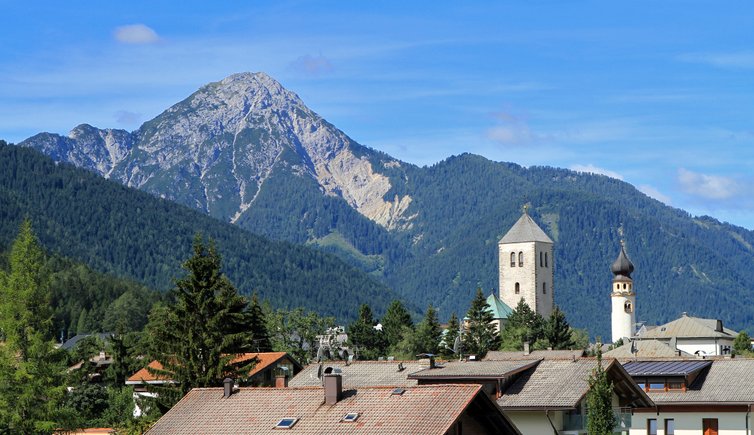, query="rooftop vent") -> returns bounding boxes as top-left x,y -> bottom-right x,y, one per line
274,418 -> 299,429
397,362 -> 405,372
223,378 -> 235,399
